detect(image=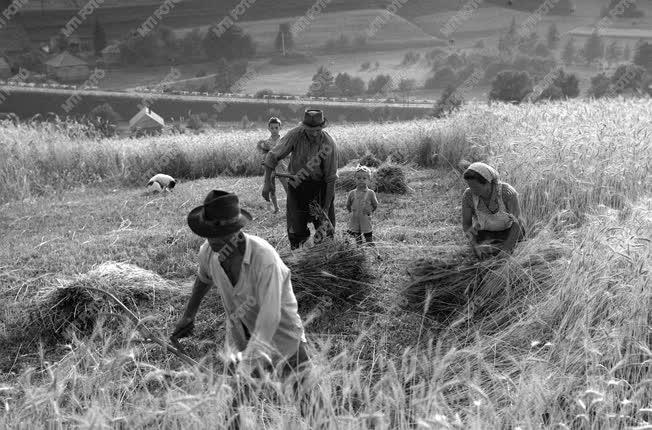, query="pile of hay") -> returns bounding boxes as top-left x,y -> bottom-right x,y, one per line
375,164 -> 409,194
336,163 -> 409,194
402,244 -> 568,323
22,262 -> 181,343
358,152 -> 382,167
281,239 -> 375,308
